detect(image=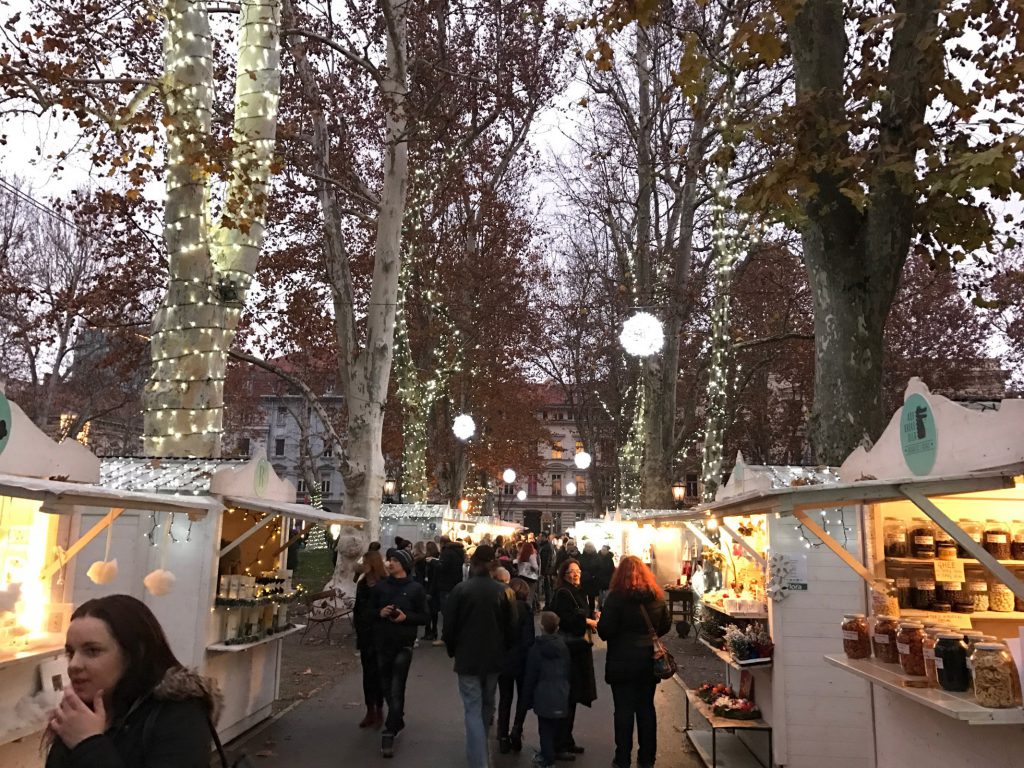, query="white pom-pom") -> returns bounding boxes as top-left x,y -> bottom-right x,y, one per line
619,312 -> 665,357
86,559 -> 119,585
143,569 -> 176,596
452,414 -> 476,441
